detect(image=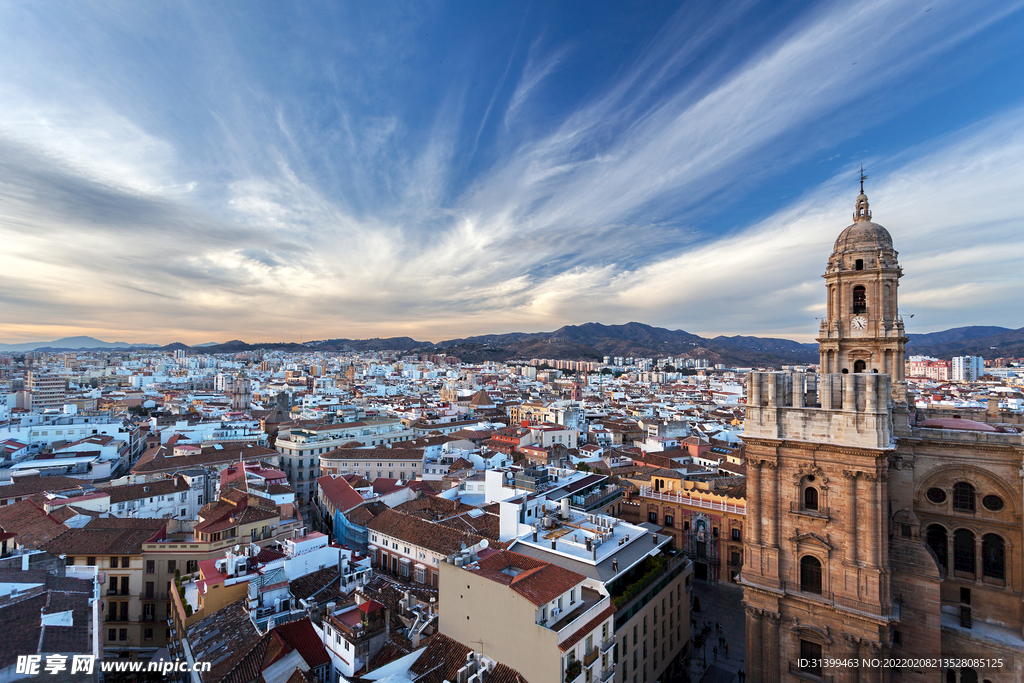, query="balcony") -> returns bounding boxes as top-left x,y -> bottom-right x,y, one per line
583,648 -> 599,666
789,502 -> 831,519
638,486 -> 745,514
601,666 -> 615,682
600,638 -> 614,653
